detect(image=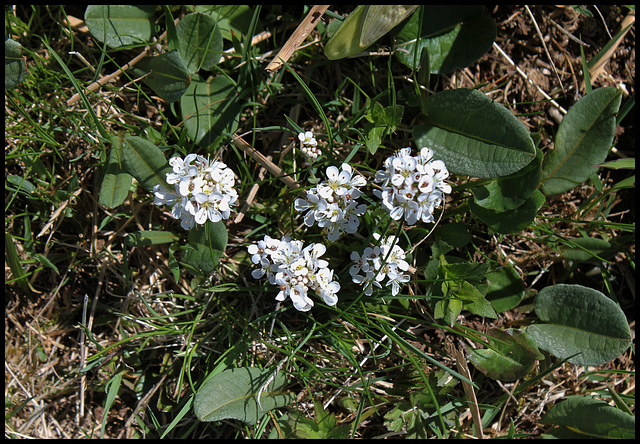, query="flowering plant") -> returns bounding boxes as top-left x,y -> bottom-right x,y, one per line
294,163 -> 367,241
374,147 -> 452,224
248,235 -> 340,312
350,233 -> 411,296
153,154 -> 238,230
298,130 -> 321,163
